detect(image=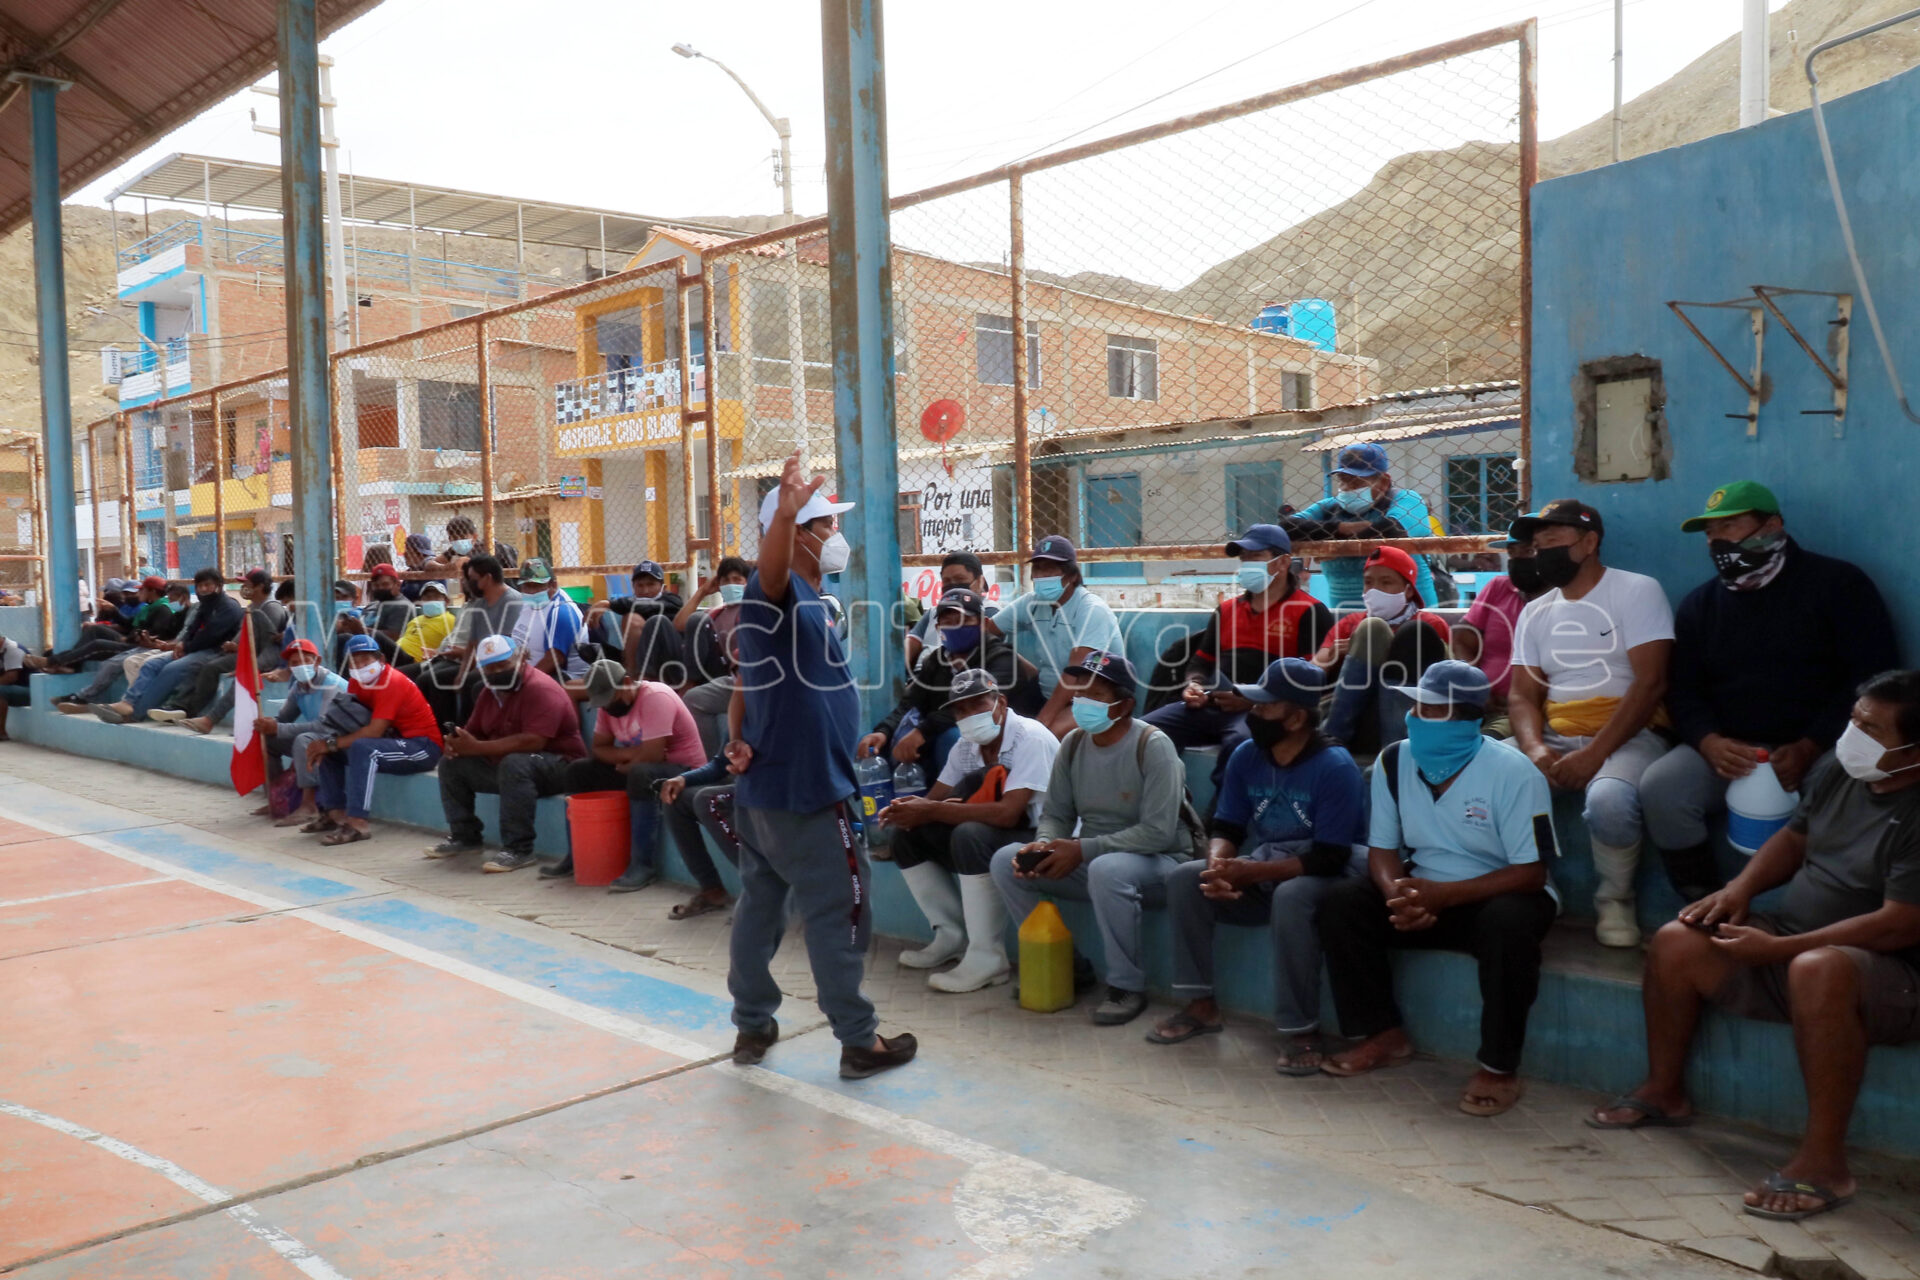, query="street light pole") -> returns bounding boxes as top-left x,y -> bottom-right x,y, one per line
673,42 -> 793,224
